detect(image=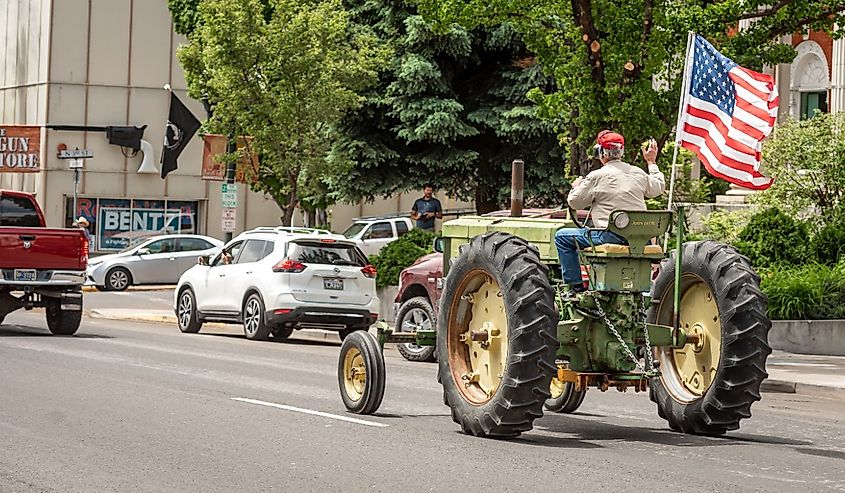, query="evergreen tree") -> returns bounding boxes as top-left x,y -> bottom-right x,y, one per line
329,0 -> 568,213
